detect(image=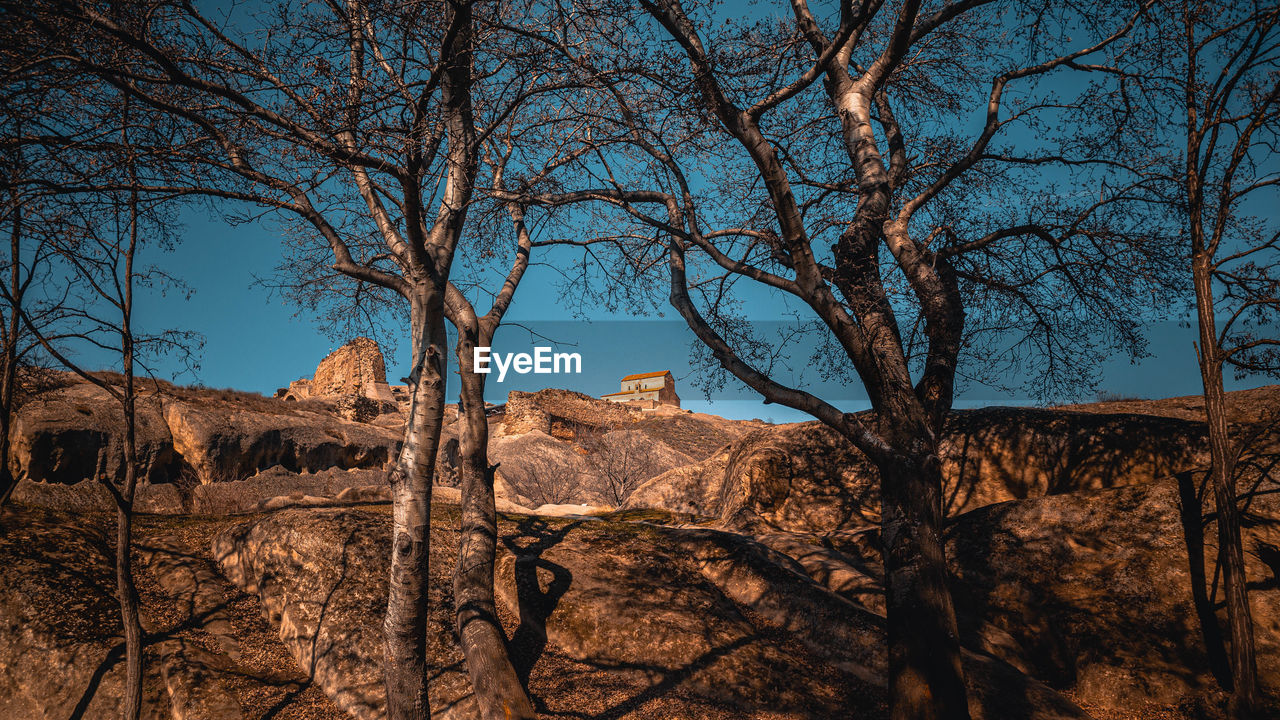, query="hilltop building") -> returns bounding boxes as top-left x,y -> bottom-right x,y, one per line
601,370 -> 680,410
